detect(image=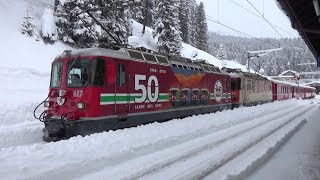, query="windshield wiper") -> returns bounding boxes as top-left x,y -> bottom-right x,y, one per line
67,56 -> 80,72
